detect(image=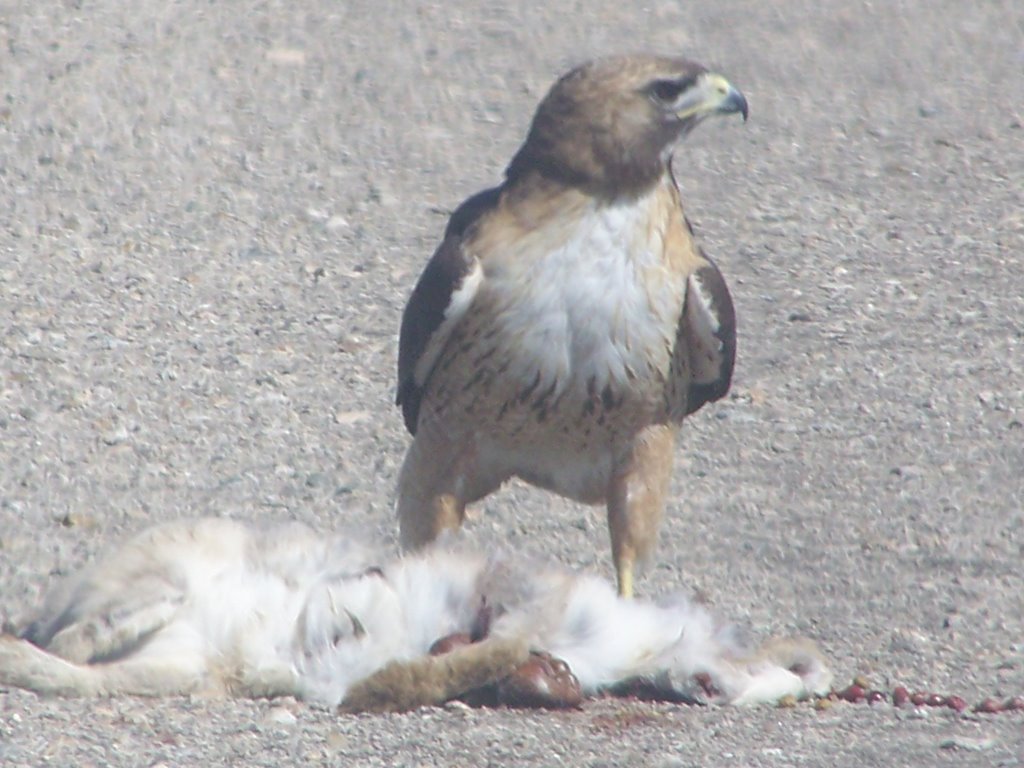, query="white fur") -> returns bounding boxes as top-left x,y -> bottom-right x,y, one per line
0,518 -> 831,708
